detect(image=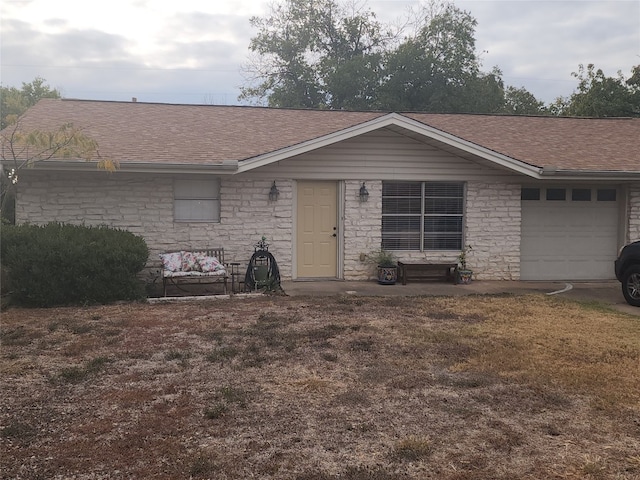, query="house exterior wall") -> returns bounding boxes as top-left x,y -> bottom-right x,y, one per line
15,171 -> 294,279
260,128 -> 517,181
340,180 -> 521,281
16,171 -> 522,282
343,180 -> 382,280
465,182 -> 521,280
